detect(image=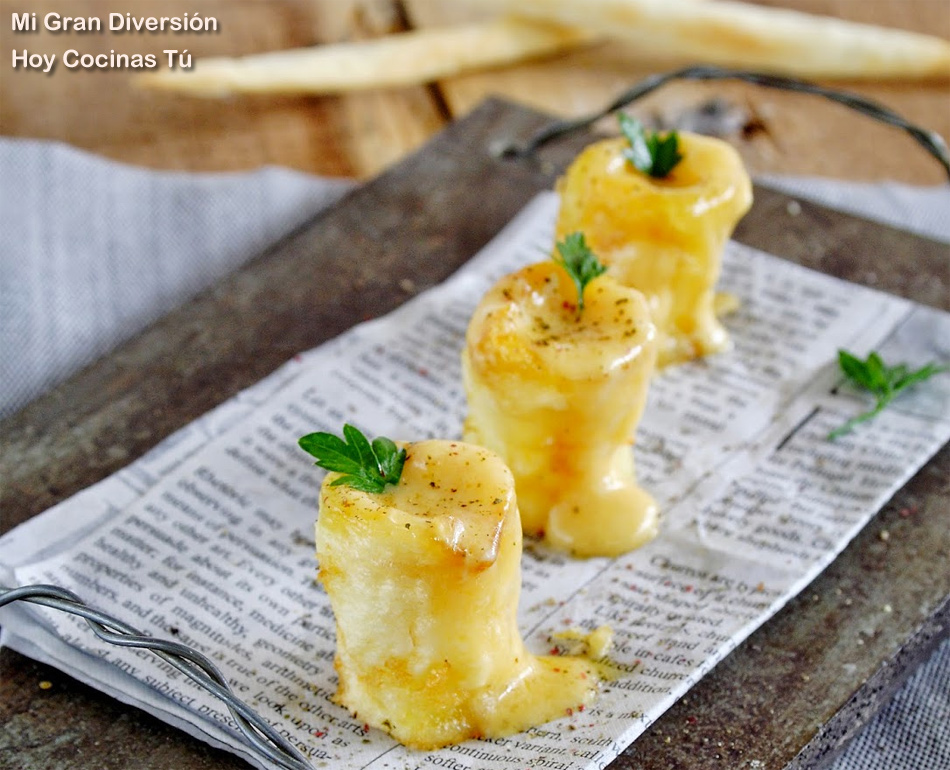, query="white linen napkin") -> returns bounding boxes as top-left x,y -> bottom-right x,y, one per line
0,139 -> 355,420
